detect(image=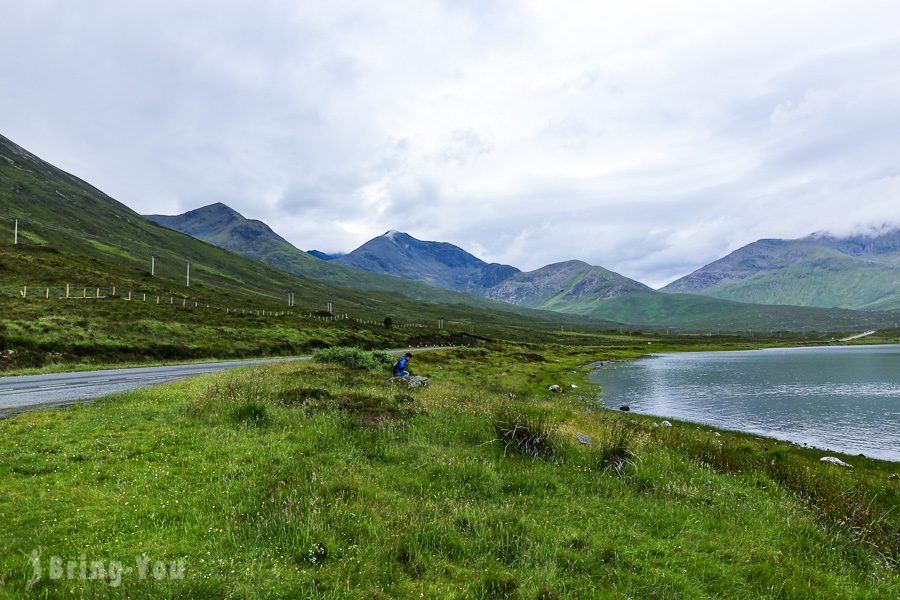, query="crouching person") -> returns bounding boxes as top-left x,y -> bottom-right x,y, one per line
392,353 -> 412,377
